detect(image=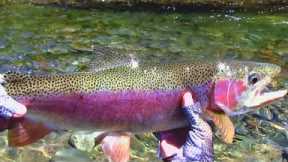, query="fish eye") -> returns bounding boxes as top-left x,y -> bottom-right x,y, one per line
248,73 -> 260,85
